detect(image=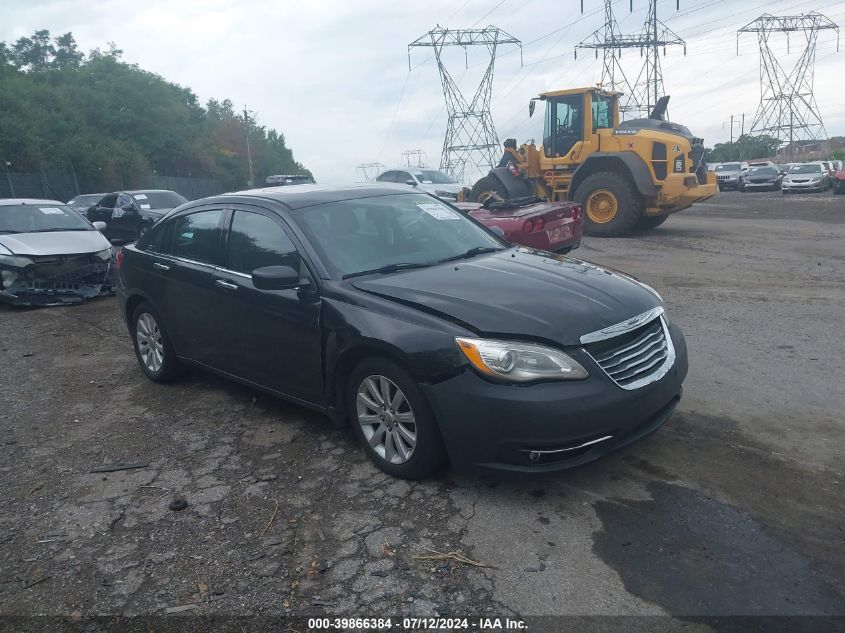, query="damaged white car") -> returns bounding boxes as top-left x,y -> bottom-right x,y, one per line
0,198 -> 116,307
